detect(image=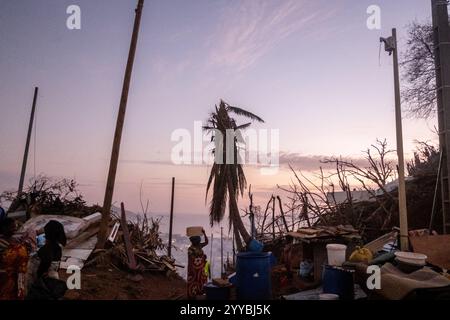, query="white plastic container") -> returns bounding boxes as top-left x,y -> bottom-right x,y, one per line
394,251 -> 427,266
326,244 -> 347,266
